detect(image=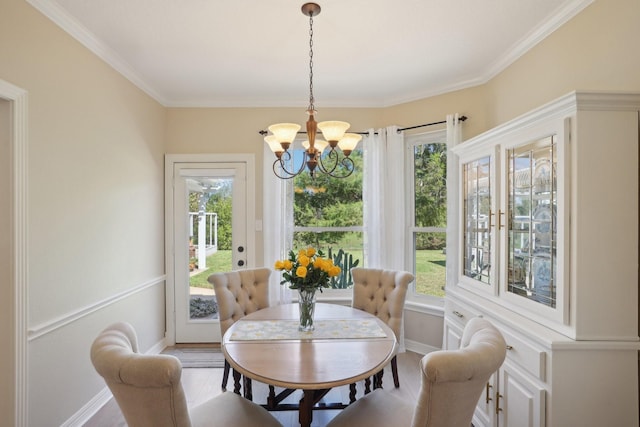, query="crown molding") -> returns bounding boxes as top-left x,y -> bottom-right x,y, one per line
26,0 -> 169,106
